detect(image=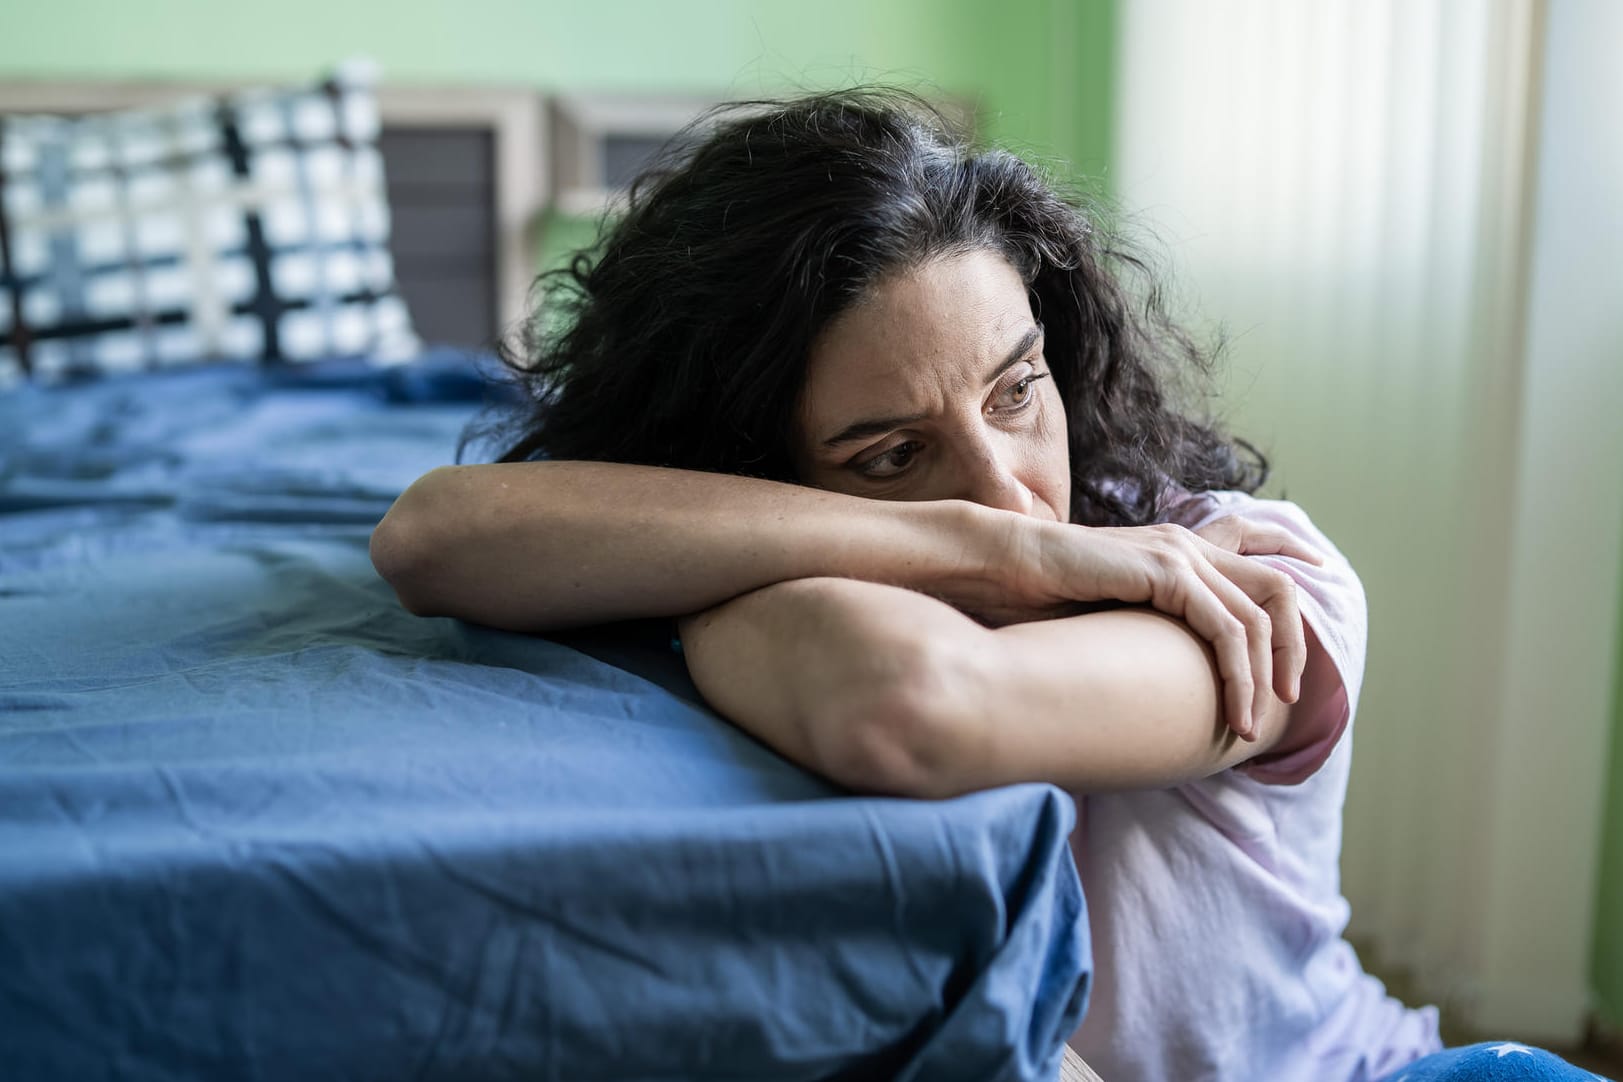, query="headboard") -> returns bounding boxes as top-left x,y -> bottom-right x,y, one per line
0,81 -> 977,358
0,79 -> 546,351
